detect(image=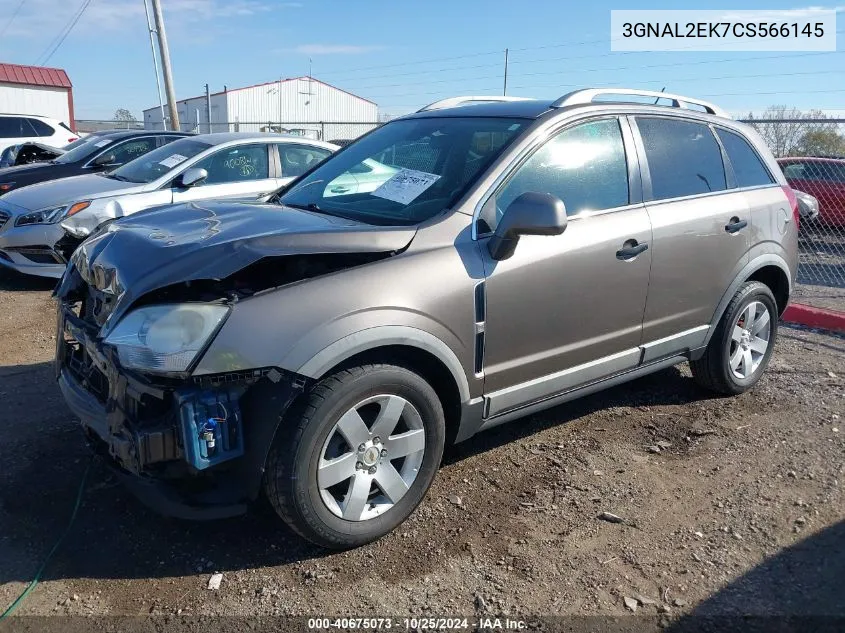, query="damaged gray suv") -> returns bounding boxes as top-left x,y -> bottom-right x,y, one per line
56,89 -> 798,549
